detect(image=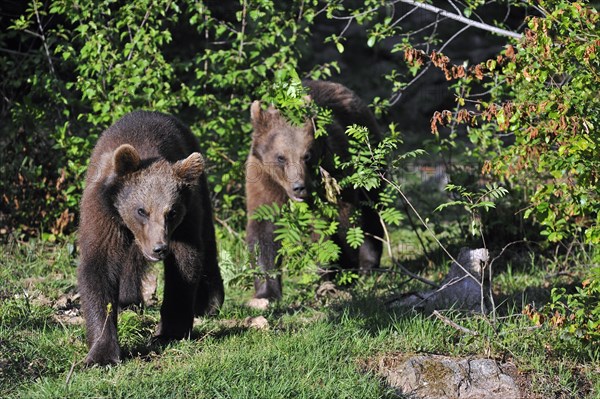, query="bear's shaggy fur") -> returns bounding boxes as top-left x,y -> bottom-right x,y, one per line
246,80 -> 384,300
78,111 -> 224,365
